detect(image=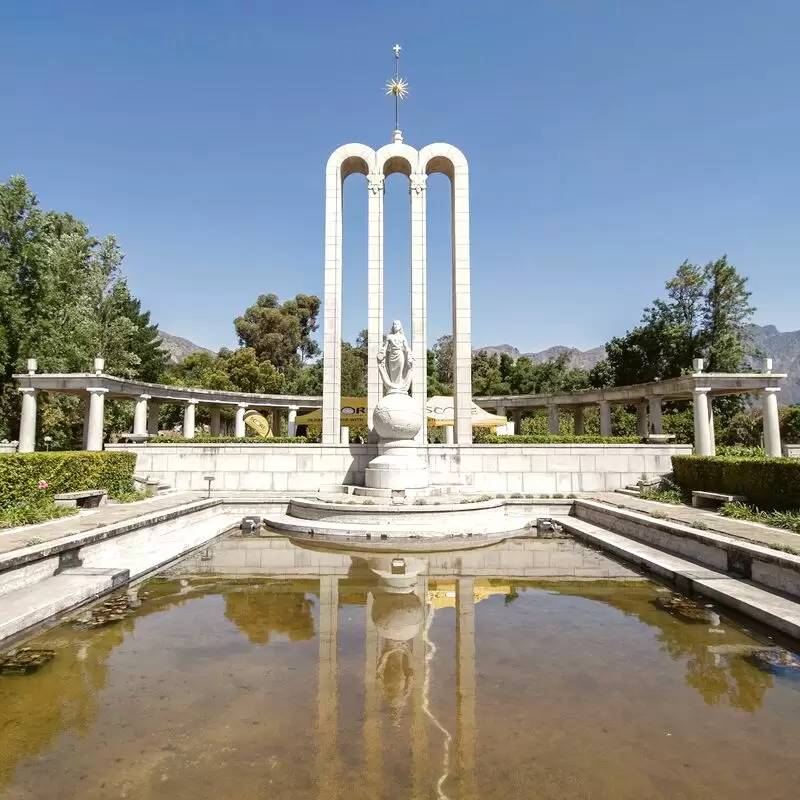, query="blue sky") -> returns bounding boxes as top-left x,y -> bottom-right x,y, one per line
2,0 -> 798,354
